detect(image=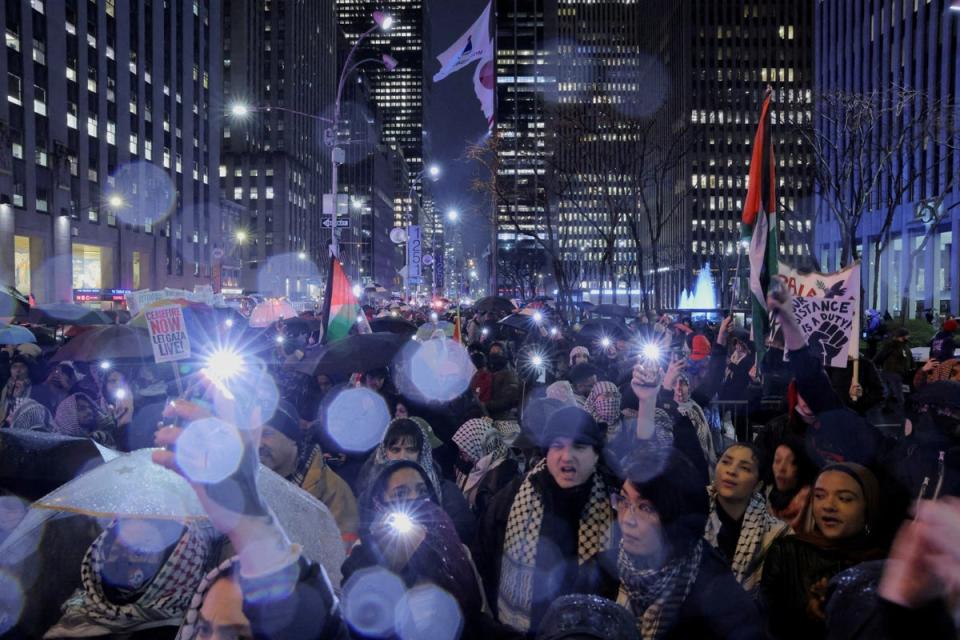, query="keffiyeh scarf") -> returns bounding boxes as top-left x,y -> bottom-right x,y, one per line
45,521 -> 214,637
618,539 -> 703,640
452,418 -> 510,505
373,419 -> 443,499
704,486 -> 789,595
586,381 -> 622,437
8,398 -> 54,431
497,459 -> 612,632
676,400 -> 716,471
175,556 -> 240,640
